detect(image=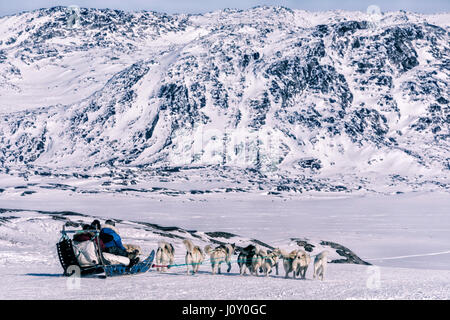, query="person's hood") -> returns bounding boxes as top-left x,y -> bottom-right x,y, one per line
102,224 -> 120,234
